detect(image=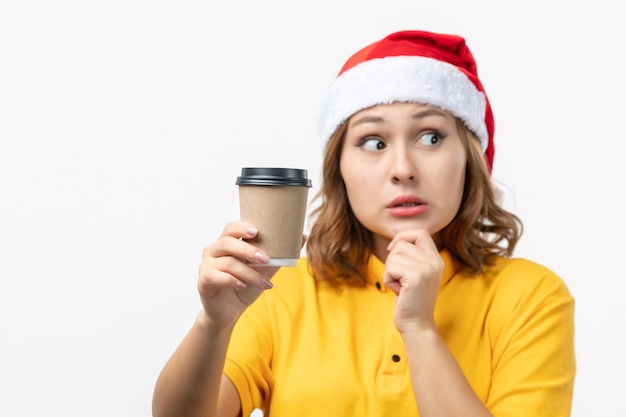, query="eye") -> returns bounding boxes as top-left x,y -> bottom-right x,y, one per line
417,131 -> 444,147
358,136 -> 386,151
